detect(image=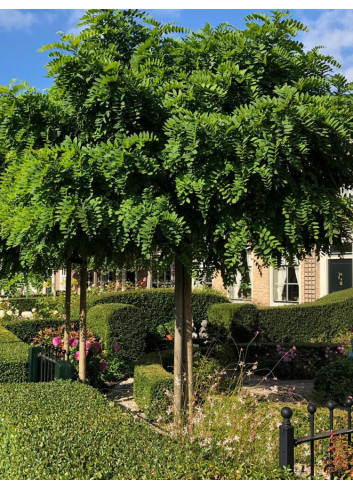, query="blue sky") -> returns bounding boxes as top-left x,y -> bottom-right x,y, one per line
1,9 -> 353,90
